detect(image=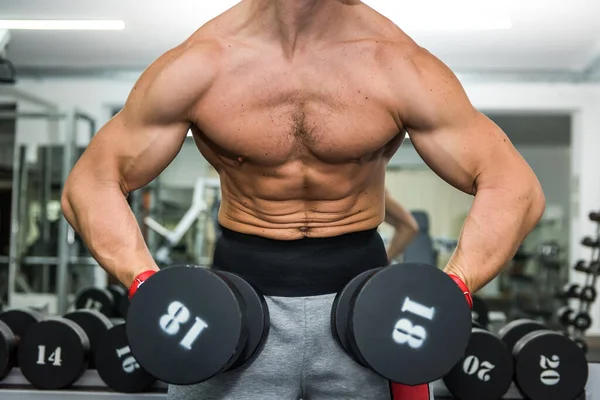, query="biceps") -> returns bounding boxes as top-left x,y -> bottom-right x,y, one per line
408,112 -> 521,194
75,113 -> 189,192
